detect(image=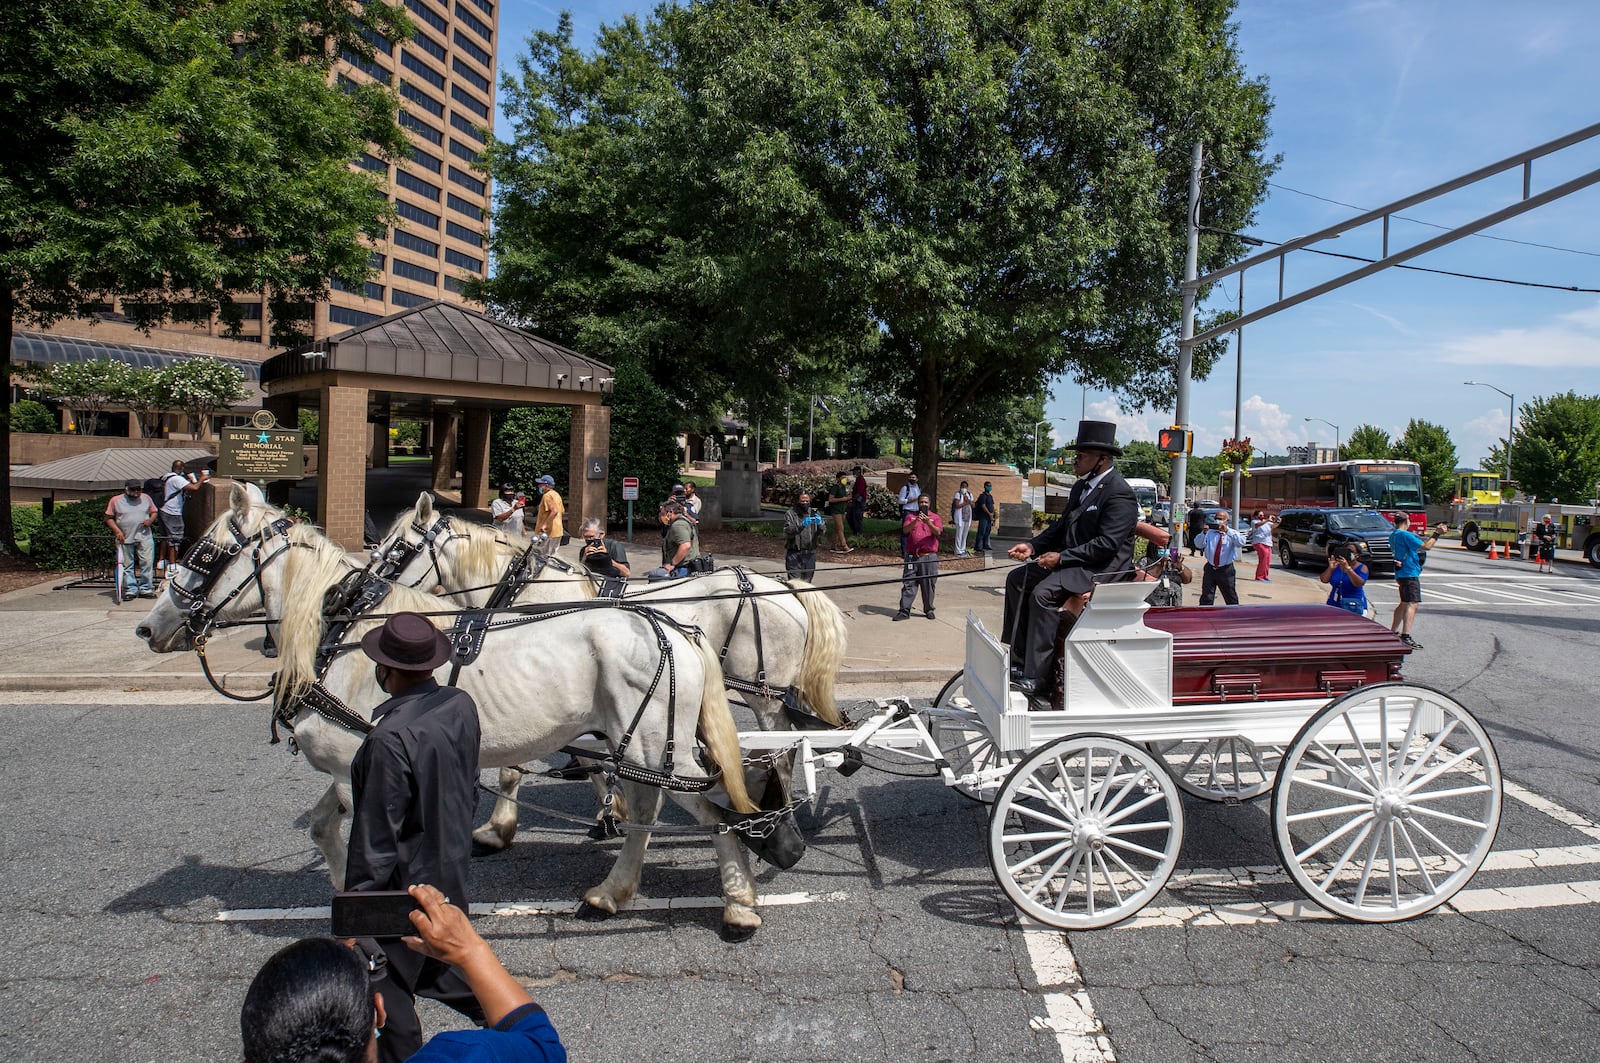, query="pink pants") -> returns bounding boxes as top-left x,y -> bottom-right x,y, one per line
1253,542 -> 1272,580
